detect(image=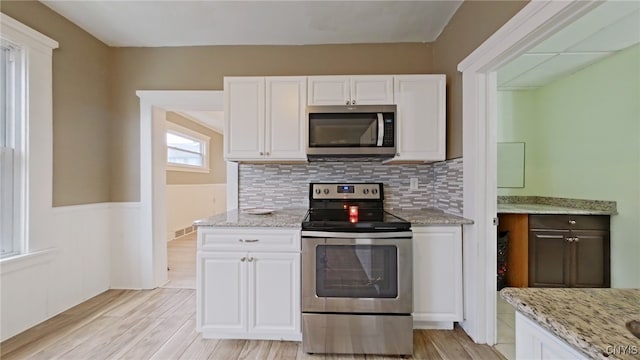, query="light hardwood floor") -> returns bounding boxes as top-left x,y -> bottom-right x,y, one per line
164,232 -> 197,289
1,234 -> 505,359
